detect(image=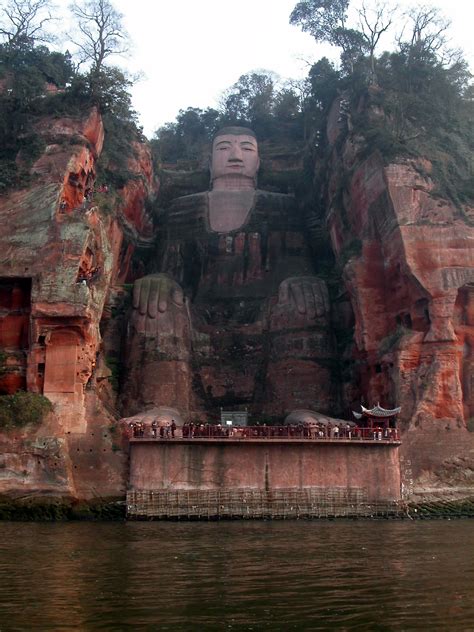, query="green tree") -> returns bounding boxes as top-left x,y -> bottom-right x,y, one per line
0,41 -> 76,190
290,0 -> 367,74
220,72 -> 276,135
308,57 -> 341,111
152,107 -> 220,163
